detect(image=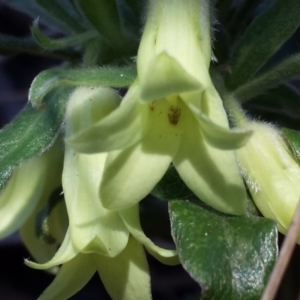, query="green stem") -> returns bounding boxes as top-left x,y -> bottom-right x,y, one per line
223,94 -> 248,127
